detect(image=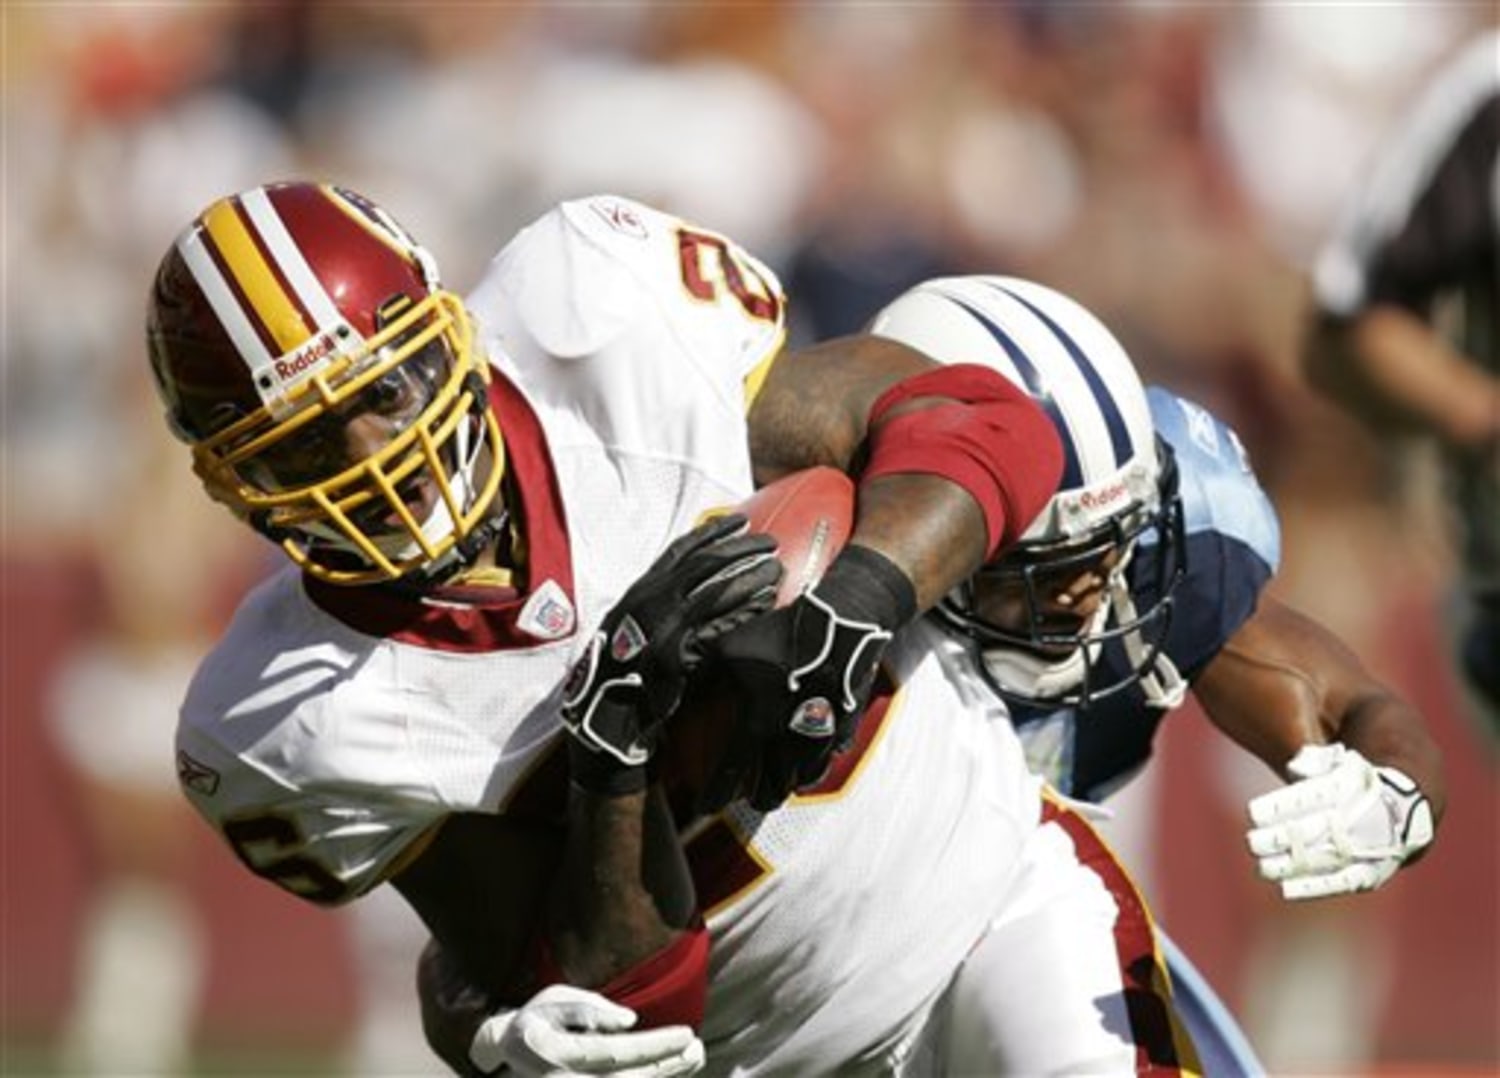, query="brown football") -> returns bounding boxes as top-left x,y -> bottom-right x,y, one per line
740,466 -> 855,605
663,467 -> 855,813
